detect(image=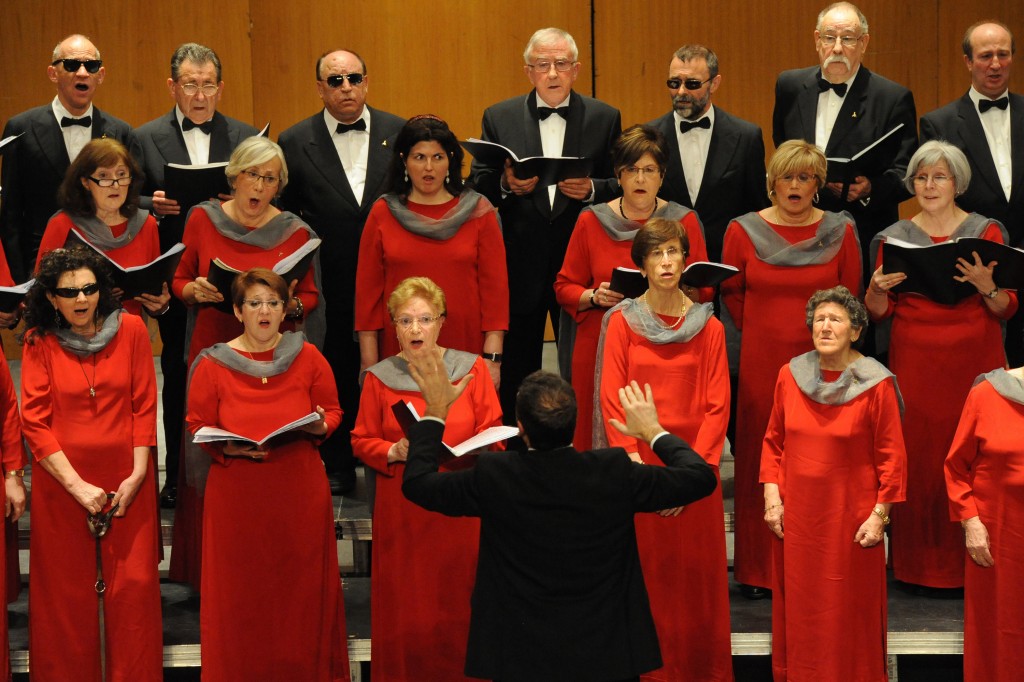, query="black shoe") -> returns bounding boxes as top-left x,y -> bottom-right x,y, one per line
739,584 -> 771,600
327,469 -> 356,496
159,485 -> 177,510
